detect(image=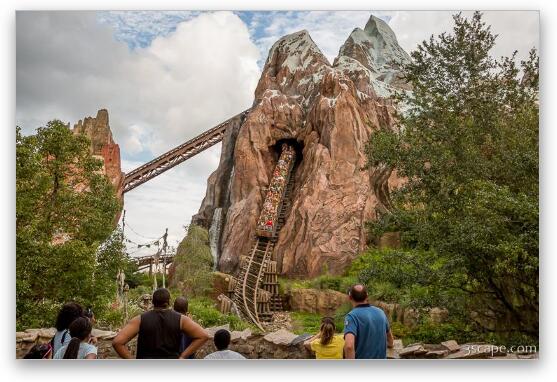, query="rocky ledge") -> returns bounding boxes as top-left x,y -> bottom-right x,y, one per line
16,326 -> 535,359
